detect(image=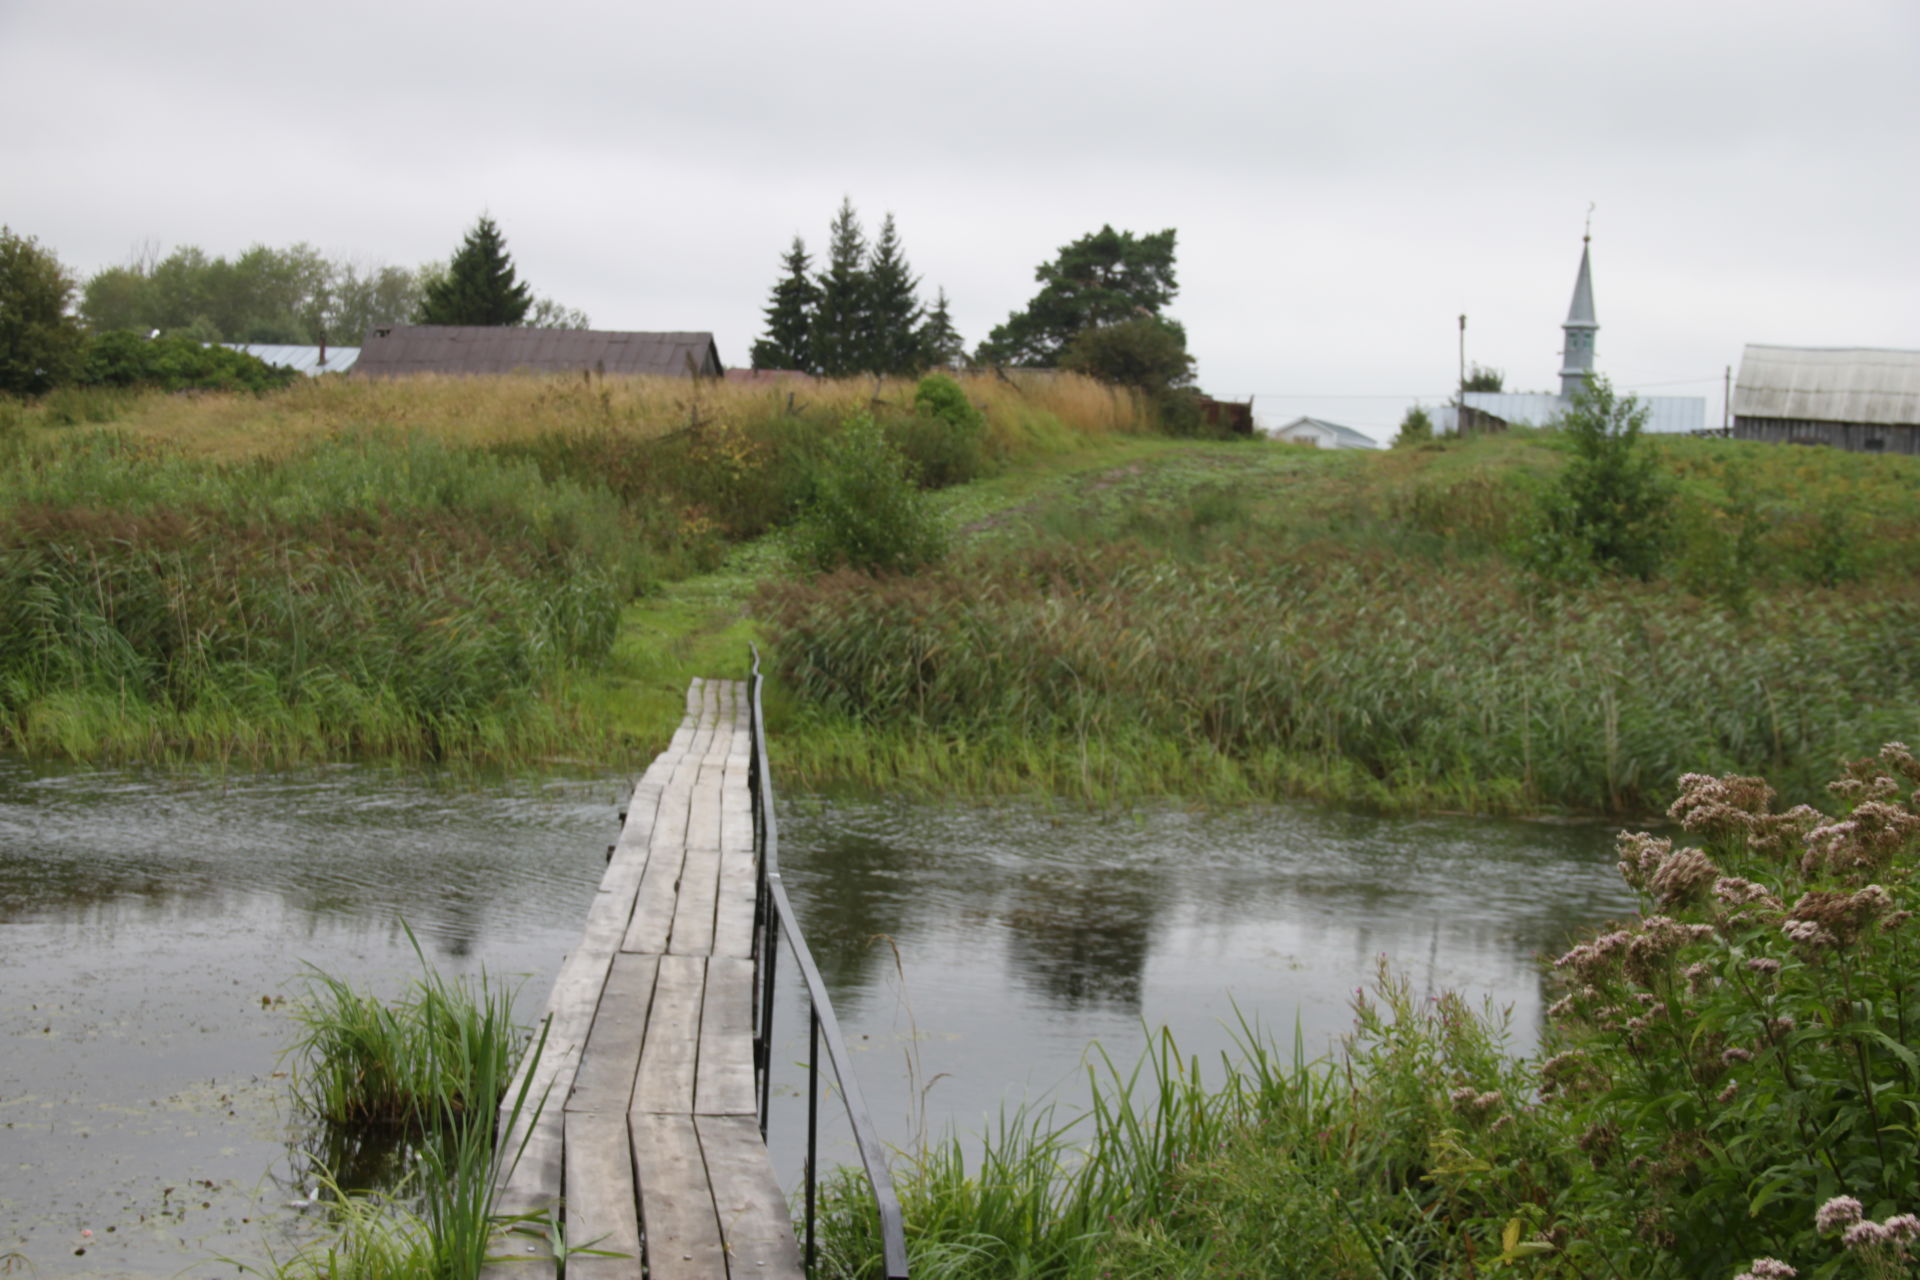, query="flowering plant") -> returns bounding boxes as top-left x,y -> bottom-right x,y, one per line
1544,745 -> 1920,1276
